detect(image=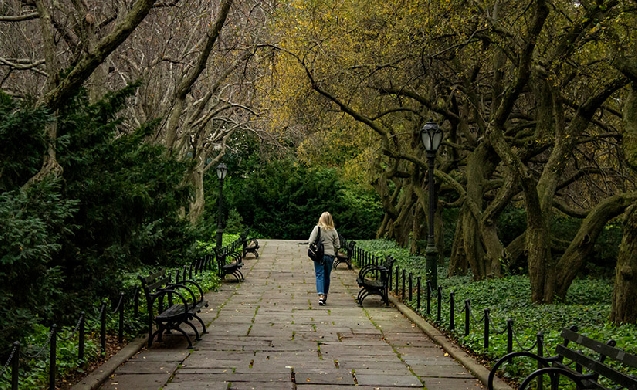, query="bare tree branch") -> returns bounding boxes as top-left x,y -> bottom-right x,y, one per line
0,13 -> 39,22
